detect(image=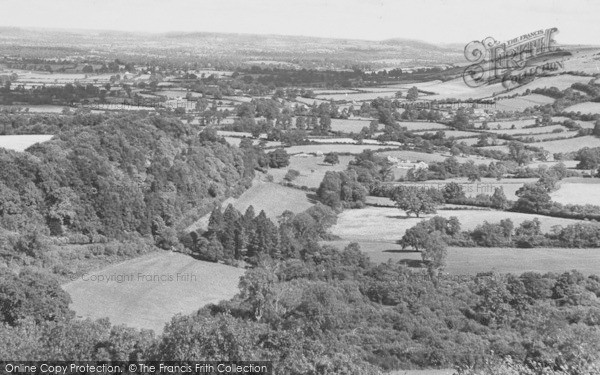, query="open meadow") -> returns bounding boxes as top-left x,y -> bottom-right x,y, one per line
63,251 -> 245,333
551,179 -> 600,205
564,102 -> 600,114
493,94 -> 555,111
326,239 -> 600,276
330,118 -> 378,133
329,206 -> 590,243
0,134 -> 54,151
269,154 -> 354,188
285,144 -> 392,154
188,179 -> 315,232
